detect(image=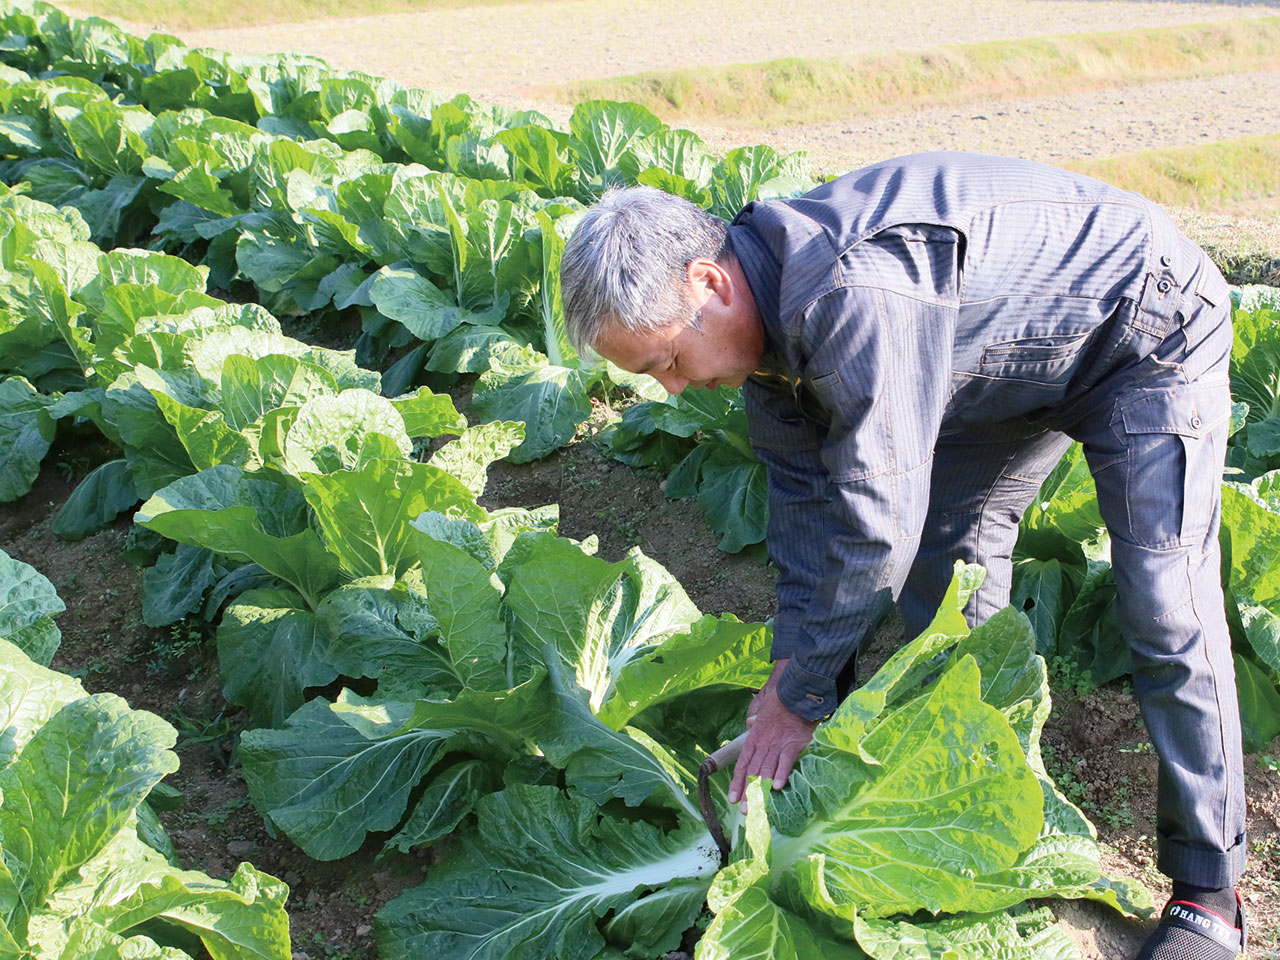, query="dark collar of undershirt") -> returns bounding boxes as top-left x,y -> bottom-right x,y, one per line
726,221 -> 789,378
